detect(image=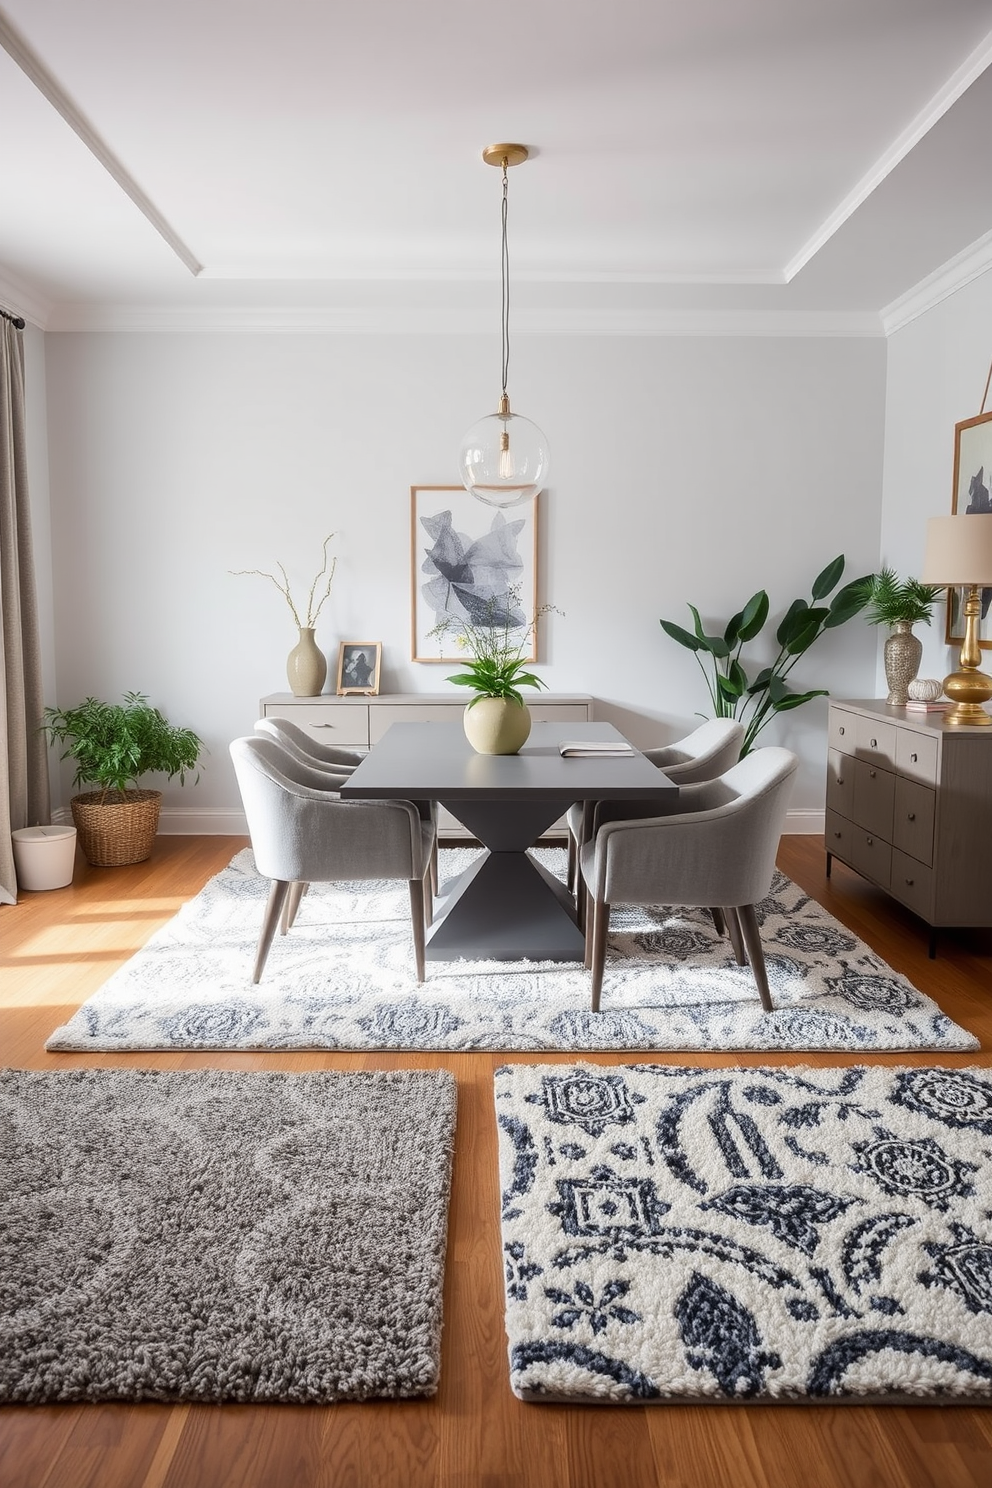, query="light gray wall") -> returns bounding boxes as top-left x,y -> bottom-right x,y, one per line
880,272 -> 992,689
39,328 -> 887,825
